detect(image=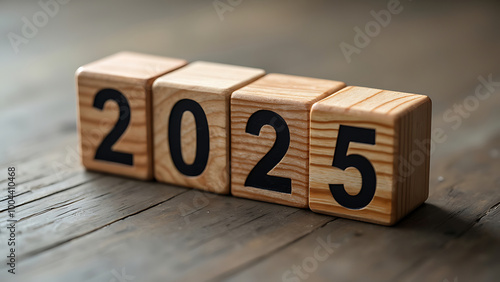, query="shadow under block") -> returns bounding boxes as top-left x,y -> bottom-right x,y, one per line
231,74 -> 346,208
309,86 -> 432,225
76,52 -> 187,180
153,61 -> 265,194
